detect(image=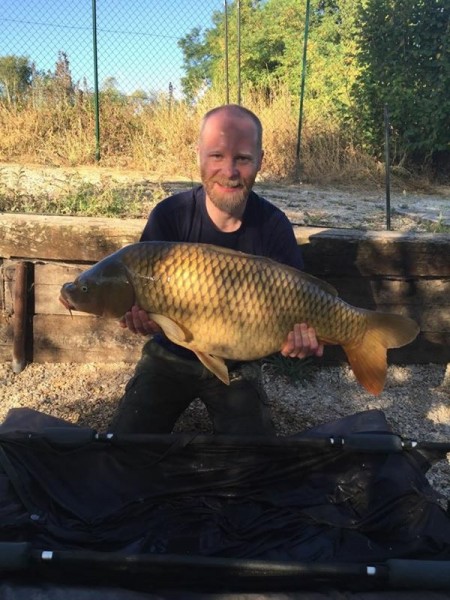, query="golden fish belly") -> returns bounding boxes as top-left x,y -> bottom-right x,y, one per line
121,242 -> 367,359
